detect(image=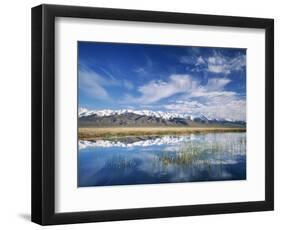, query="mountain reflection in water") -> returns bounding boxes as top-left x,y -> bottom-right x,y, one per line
78,132 -> 246,187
